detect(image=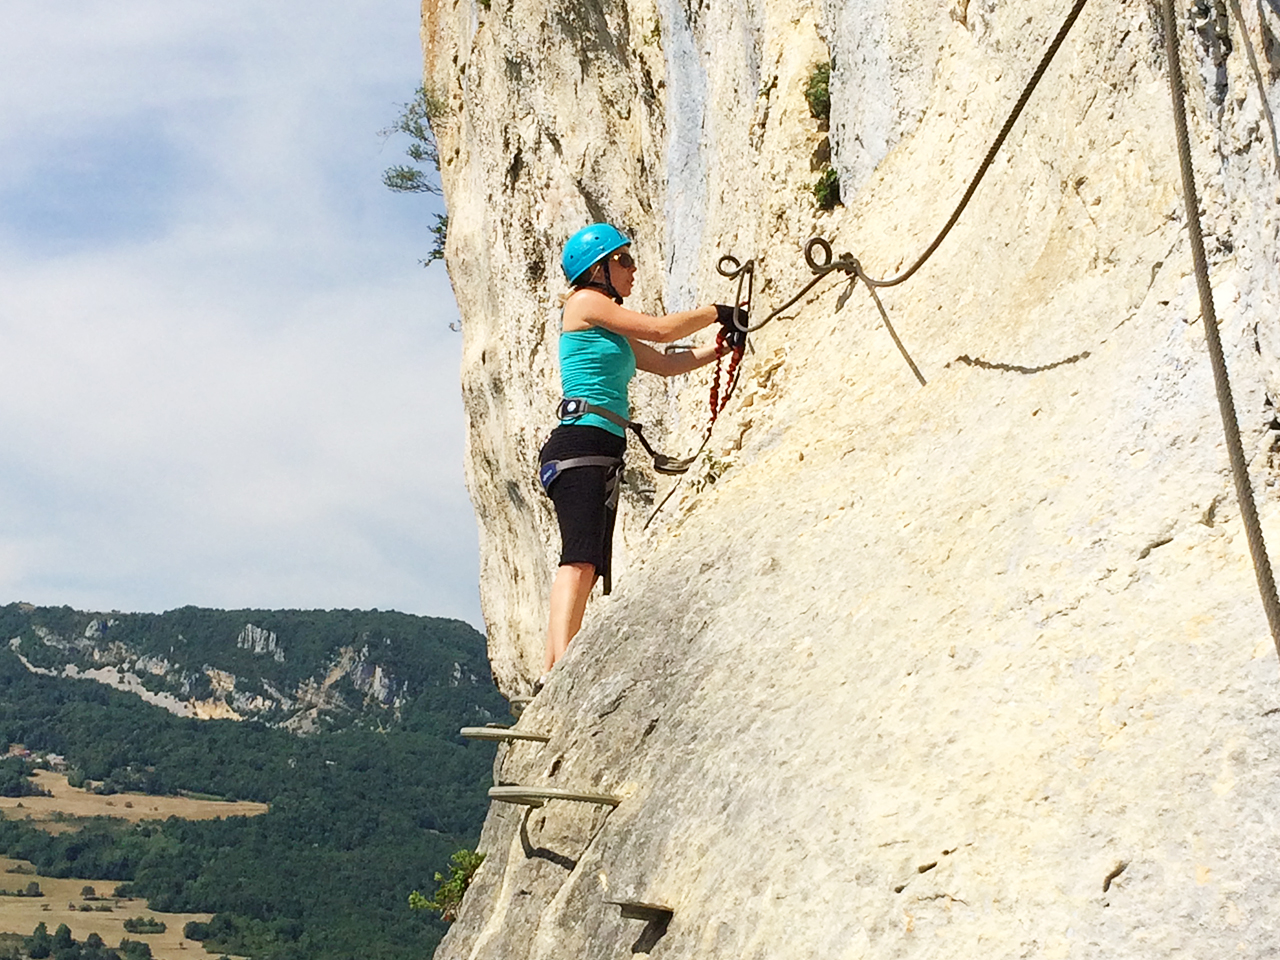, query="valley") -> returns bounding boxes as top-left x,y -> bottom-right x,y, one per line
0,604 -> 506,959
